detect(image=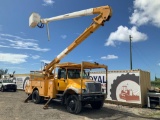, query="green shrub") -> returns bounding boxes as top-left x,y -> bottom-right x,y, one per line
151,81 -> 160,88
